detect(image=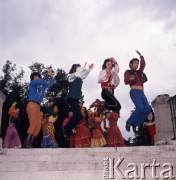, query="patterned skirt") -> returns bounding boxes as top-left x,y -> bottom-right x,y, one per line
41,123 -> 58,148
90,128 -> 107,147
